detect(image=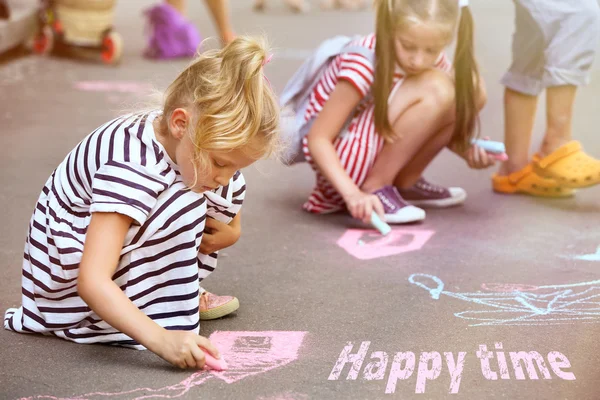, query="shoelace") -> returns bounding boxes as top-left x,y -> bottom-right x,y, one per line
416,181 -> 444,194
376,192 -> 397,211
